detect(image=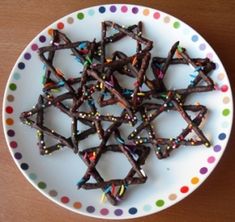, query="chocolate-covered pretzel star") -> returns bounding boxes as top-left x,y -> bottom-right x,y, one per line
78,140 -> 150,205
129,92 -> 210,159
20,93 -> 97,155
151,42 -> 216,97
